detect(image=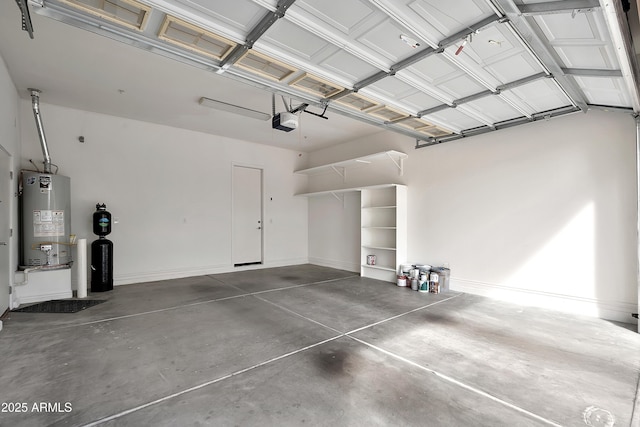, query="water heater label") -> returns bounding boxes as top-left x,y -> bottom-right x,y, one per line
33,210 -> 65,237
39,176 -> 51,192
